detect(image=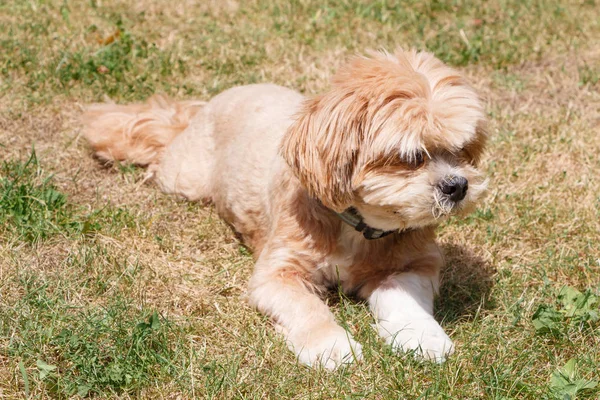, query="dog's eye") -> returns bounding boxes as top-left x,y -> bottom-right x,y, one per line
409,151 -> 425,168
382,151 -> 426,169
